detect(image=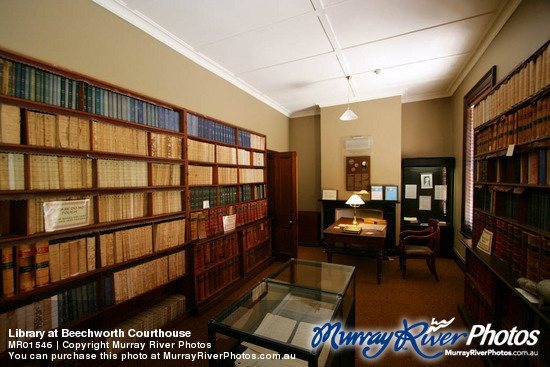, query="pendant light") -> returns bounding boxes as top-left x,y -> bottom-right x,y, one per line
339,76 -> 358,121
